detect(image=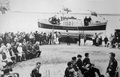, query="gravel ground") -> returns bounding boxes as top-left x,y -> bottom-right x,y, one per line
13,43 -> 120,77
